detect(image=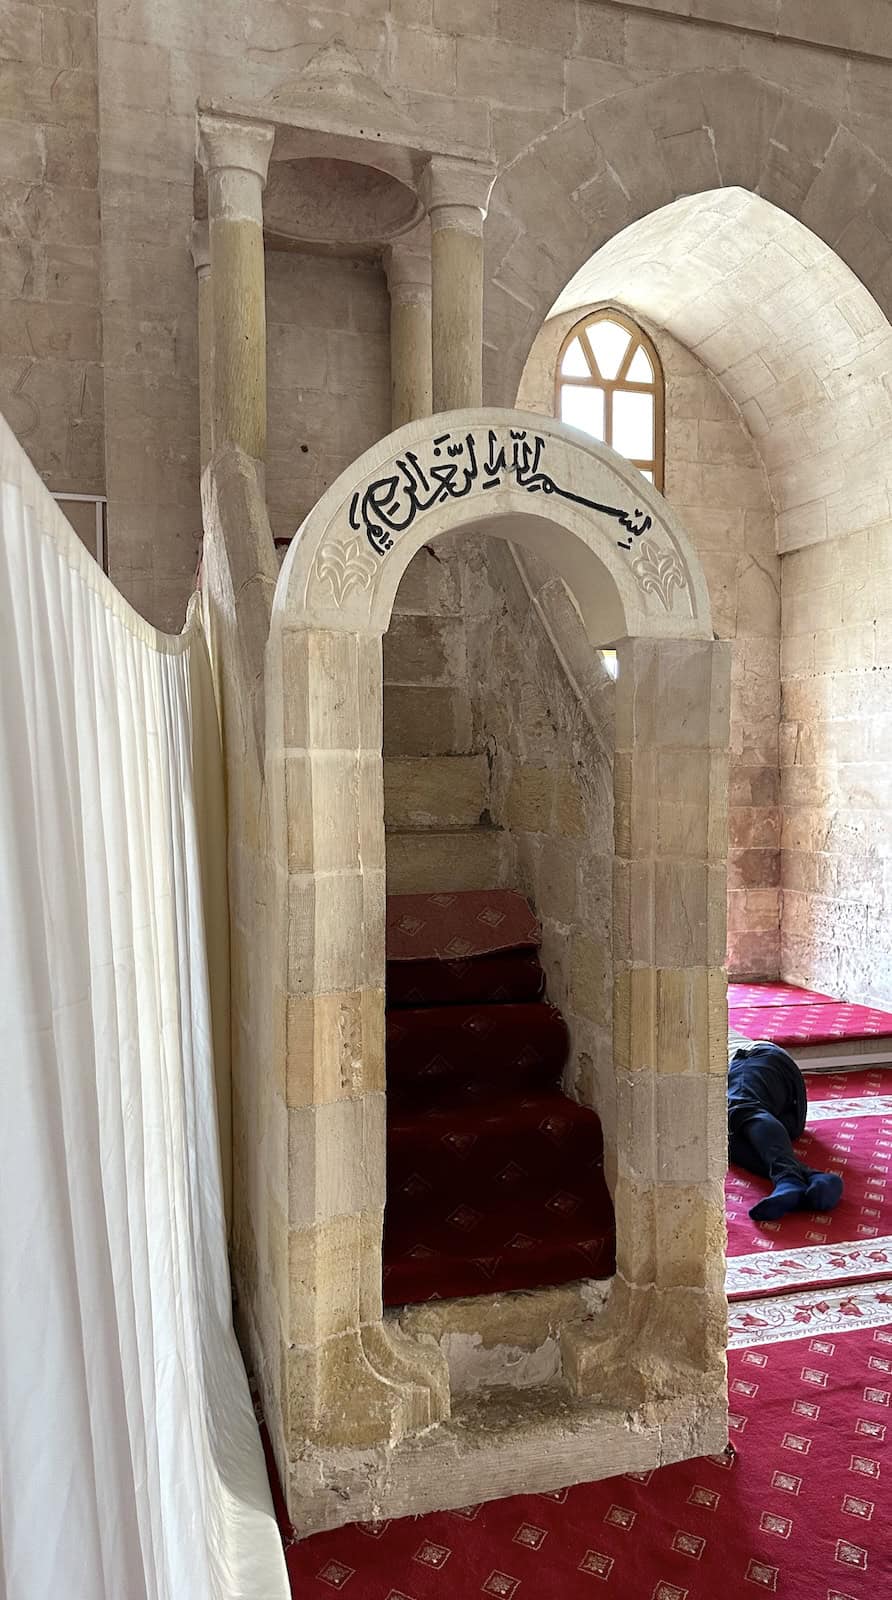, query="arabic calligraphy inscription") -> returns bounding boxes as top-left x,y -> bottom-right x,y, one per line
347,427 -> 654,558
